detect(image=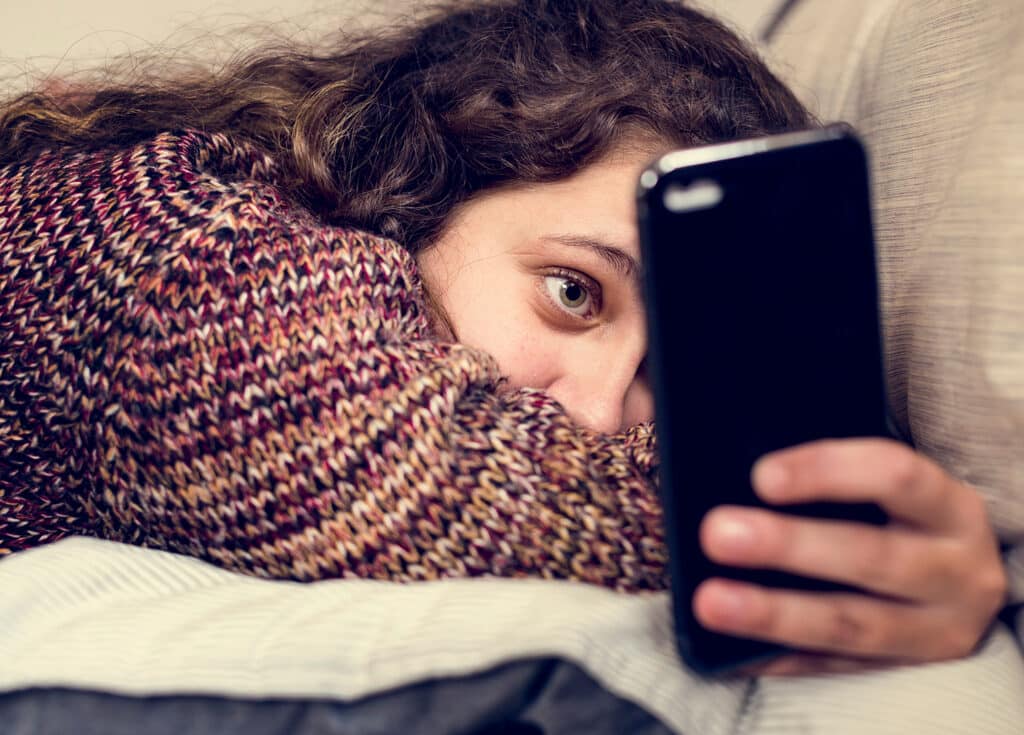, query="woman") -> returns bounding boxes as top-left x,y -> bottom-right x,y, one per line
0,0 -> 1007,678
